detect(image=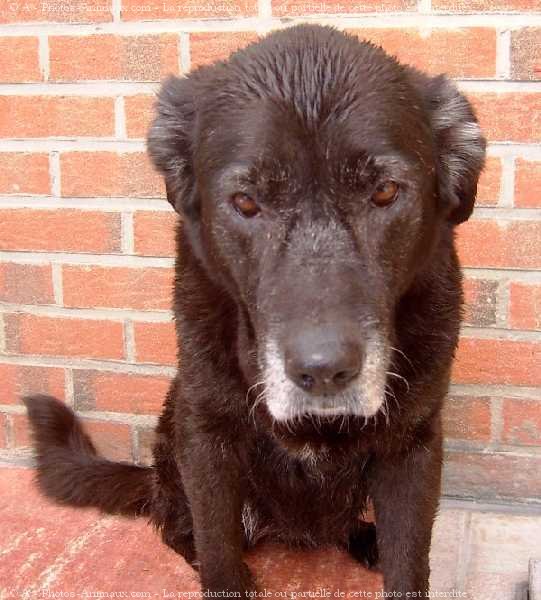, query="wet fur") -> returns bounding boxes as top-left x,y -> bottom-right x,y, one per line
24,25 -> 485,596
